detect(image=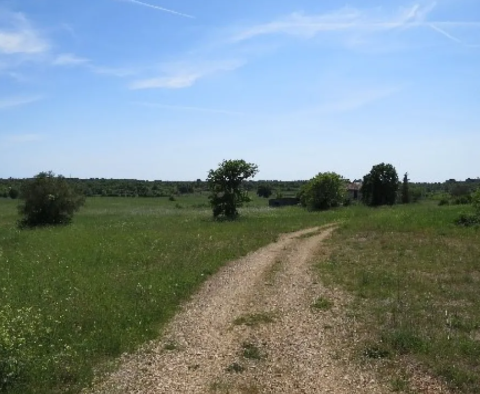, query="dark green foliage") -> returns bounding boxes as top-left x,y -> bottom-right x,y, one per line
299,172 -> 346,211
401,173 -> 410,204
256,184 -> 273,198
207,160 -> 258,219
18,171 -> 85,227
8,188 -> 19,199
361,163 -> 399,206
